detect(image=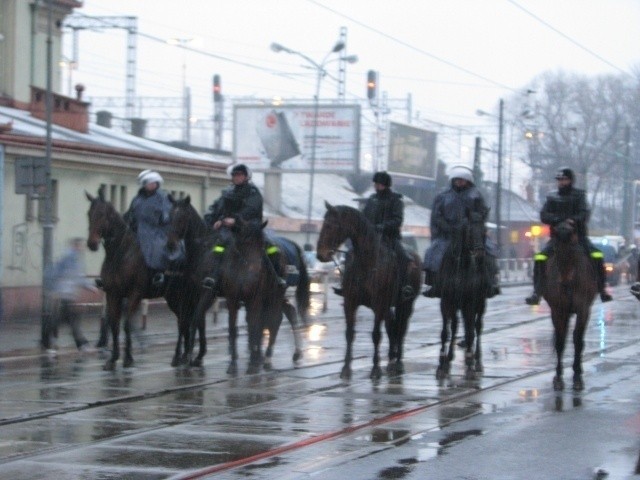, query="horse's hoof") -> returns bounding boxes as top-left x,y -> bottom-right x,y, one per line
465,368 -> 477,381
171,357 -> 180,367
475,363 -> 484,373
123,358 -> 134,369
436,367 -> 446,380
190,358 -> 203,368
292,350 -> 302,363
553,376 -> 565,391
226,363 -> 238,375
370,366 -> 382,380
246,364 -> 260,375
340,366 -> 352,380
103,360 -> 116,371
573,376 -> 584,391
